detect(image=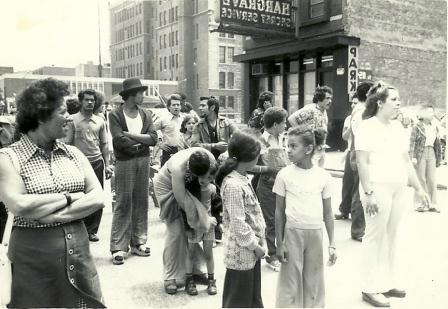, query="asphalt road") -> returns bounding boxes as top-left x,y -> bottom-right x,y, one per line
90,153 -> 448,309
